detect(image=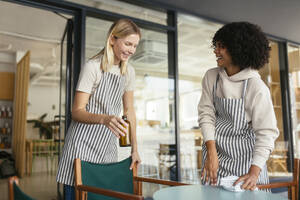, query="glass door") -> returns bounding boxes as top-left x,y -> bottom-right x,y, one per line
258,41 -> 290,177
57,19 -> 73,200
287,44 -> 300,159
177,13 -> 222,184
